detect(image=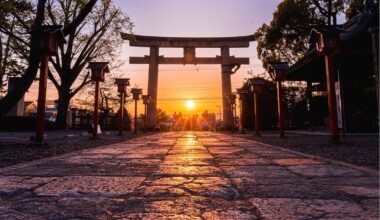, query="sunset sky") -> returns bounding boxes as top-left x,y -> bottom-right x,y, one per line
26,0 -> 282,116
